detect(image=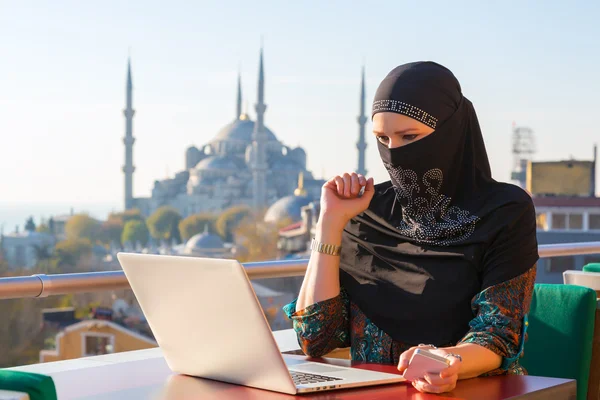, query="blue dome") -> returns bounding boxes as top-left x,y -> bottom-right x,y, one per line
213,118 -> 278,143
264,195 -> 312,224
195,155 -> 243,171
185,232 -> 224,250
